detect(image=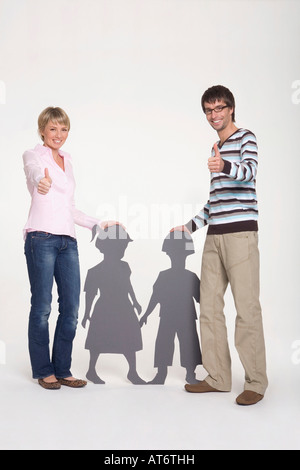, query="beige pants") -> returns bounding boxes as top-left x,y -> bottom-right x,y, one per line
200,231 -> 268,395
